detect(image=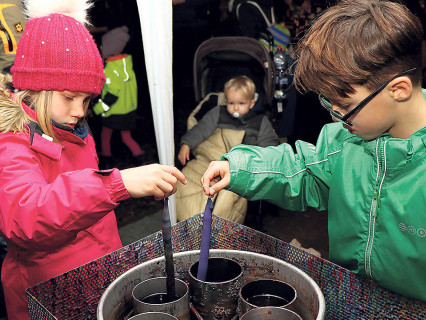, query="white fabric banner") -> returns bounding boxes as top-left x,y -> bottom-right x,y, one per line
135,0 -> 177,223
